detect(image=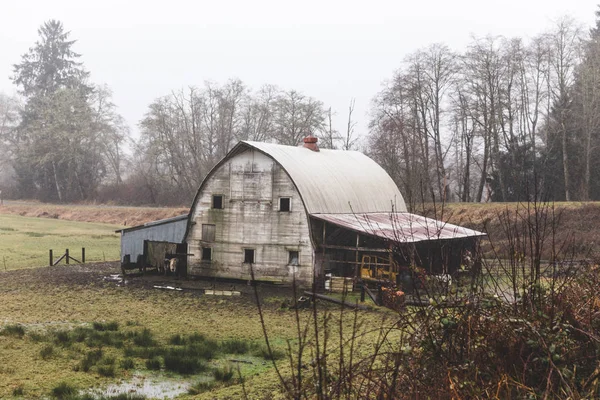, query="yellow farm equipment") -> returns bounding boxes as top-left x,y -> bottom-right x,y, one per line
360,254 -> 399,284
